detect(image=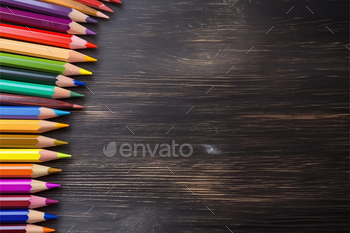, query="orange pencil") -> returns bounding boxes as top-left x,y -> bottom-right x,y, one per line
38,0 -> 109,18
0,120 -> 68,133
0,164 -> 61,178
